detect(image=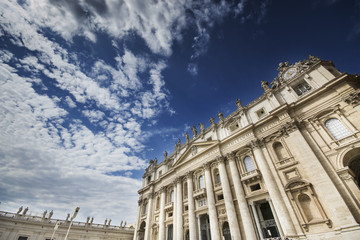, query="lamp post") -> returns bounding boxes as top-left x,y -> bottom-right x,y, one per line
64,207 -> 80,240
